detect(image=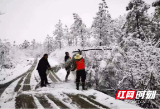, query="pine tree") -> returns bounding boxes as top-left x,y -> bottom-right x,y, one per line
44,35 -> 55,54
64,25 -> 71,46
111,15 -> 126,44
53,20 -> 63,49
0,40 -> 10,68
70,13 -> 87,47
31,39 -> 36,50
92,0 -> 112,46
20,40 -> 30,49
153,0 -> 160,22
124,0 -> 151,41
152,0 -> 160,46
